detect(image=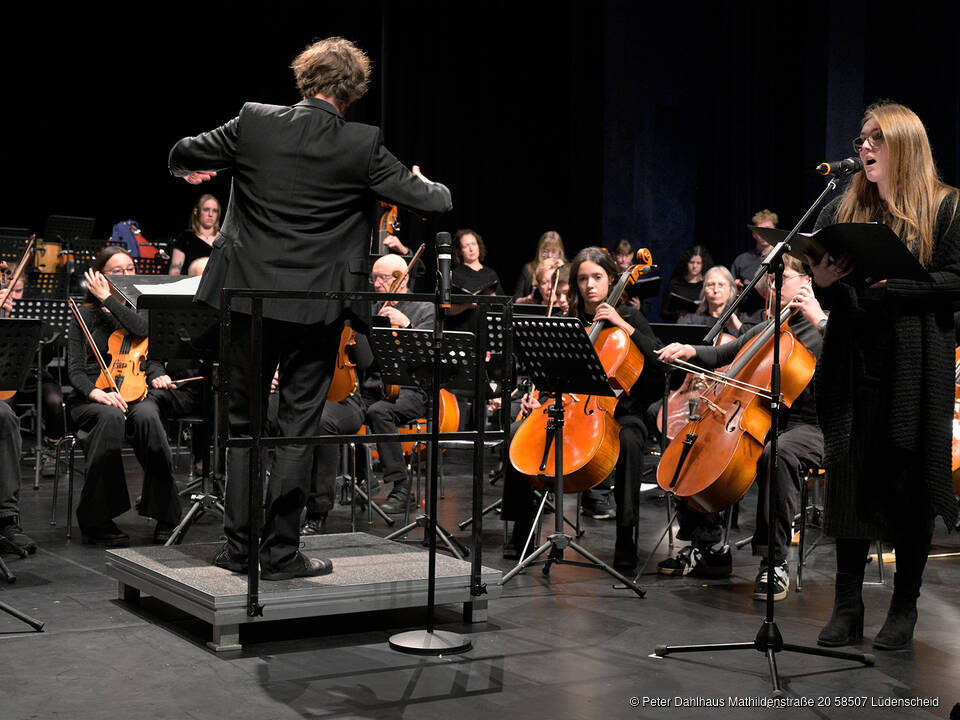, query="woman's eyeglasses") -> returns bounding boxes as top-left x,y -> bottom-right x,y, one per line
852,129 -> 884,153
